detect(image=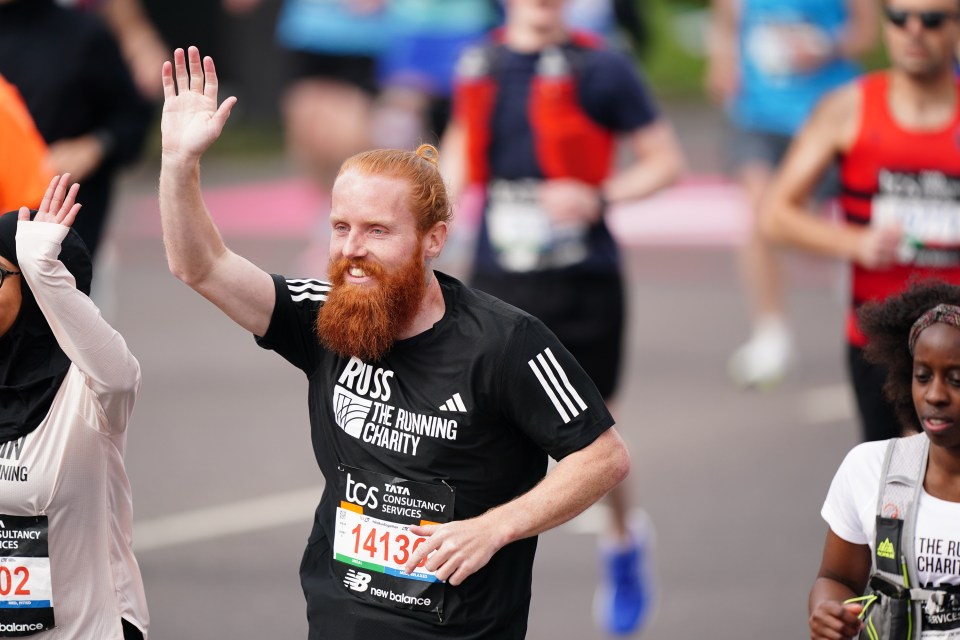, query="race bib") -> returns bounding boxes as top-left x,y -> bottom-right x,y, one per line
0,516 -> 54,637
922,591 -> 960,638
333,466 -> 454,614
744,21 -> 829,79
873,178 -> 960,267
486,180 -> 589,272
